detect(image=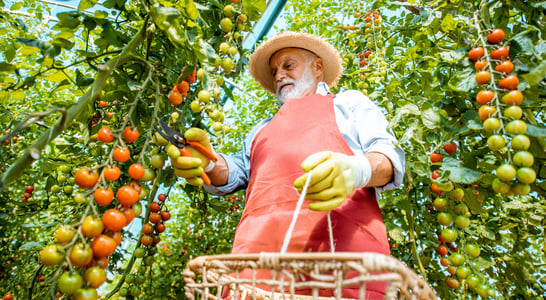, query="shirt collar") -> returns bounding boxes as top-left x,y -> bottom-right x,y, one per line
316,81 -> 330,95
